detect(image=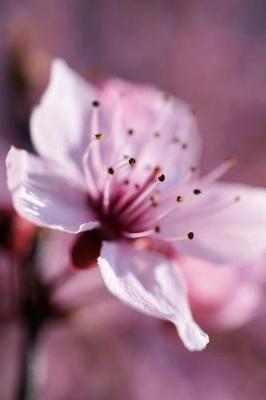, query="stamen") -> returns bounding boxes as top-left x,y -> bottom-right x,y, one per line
193,189 -> 202,195
158,174 -> 165,182
129,157 -> 136,167
108,167 -> 114,175
176,195 -> 184,202
225,155 -> 237,167
82,137 -> 102,198
123,229 -> 154,239
92,100 -> 100,107
90,101 -> 103,176
187,231 -> 194,240
201,156 -> 237,186
163,233 -> 192,242
163,92 -> 171,101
